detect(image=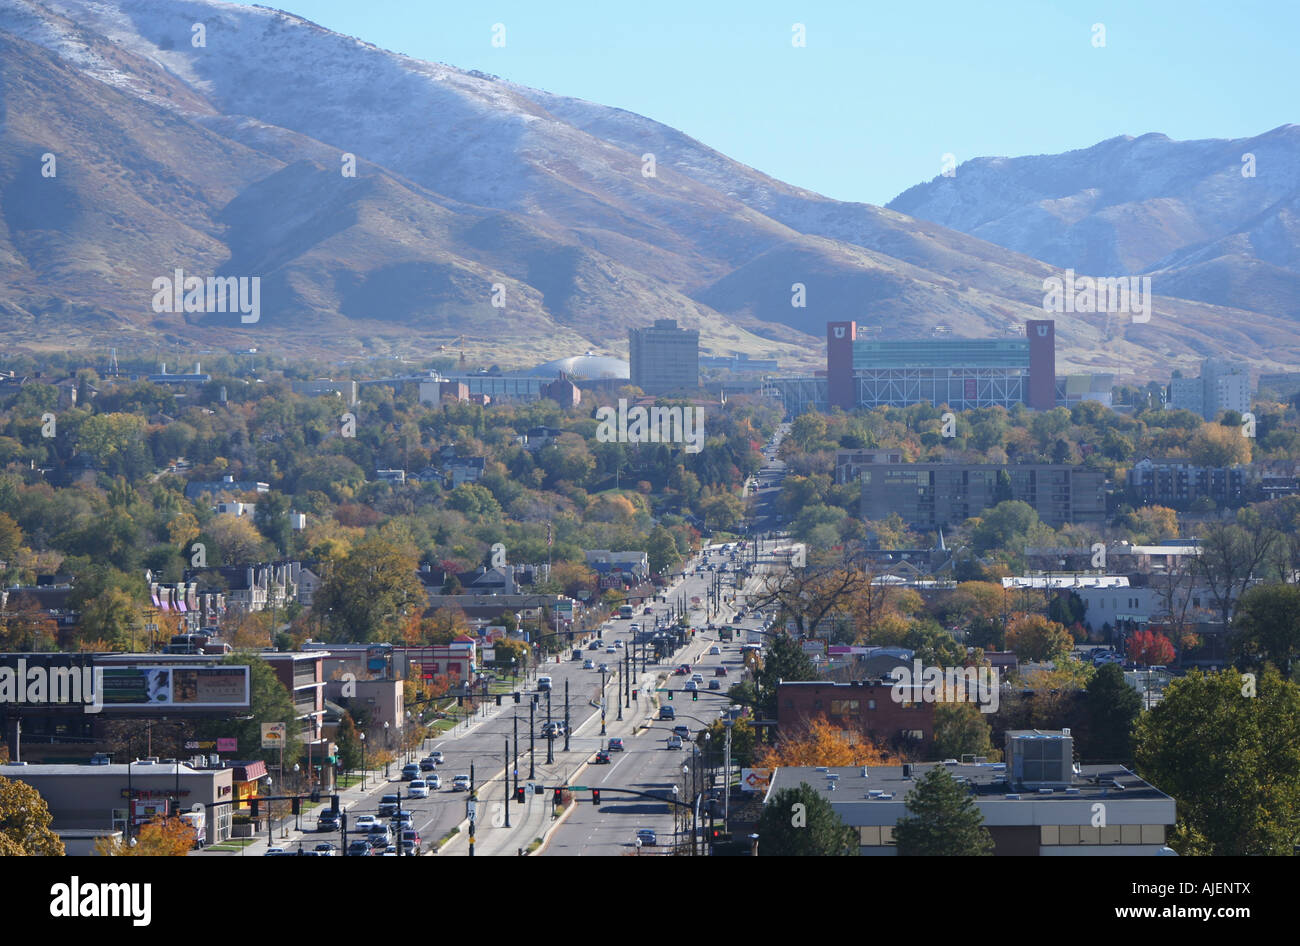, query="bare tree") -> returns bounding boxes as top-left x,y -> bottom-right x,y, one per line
1190,518 -> 1276,629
